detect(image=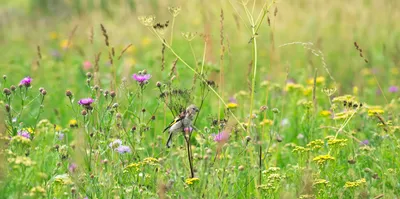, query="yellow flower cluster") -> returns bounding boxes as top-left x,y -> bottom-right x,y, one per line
259,119 -> 273,126
307,76 -> 325,85
69,119 -> 78,128
29,186 -> 46,197
8,156 -> 36,166
320,110 -> 331,117
327,138 -> 347,147
367,106 -> 384,116
185,177 -> 200,185
313,179 -> 329,186
292,146 -> 310,153
227,102 -> 238,109
262,167 -> 281,175
307,139 -> 324,151
312,154 -> 335,165
344,178 -> 366,188
285,83 -> 304,92
125,157 -> 159,172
